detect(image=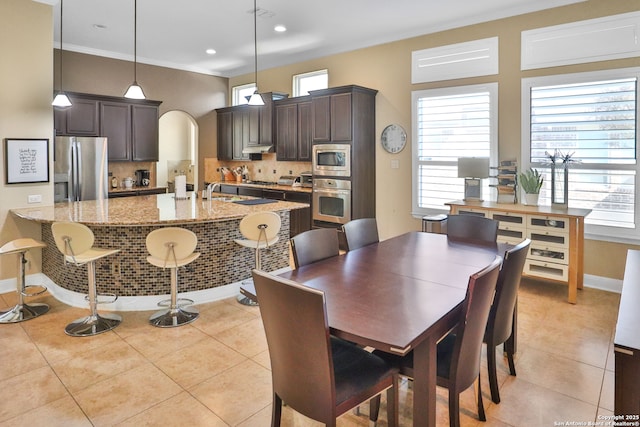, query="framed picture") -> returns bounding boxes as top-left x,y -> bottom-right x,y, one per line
4,138 -> 49,184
